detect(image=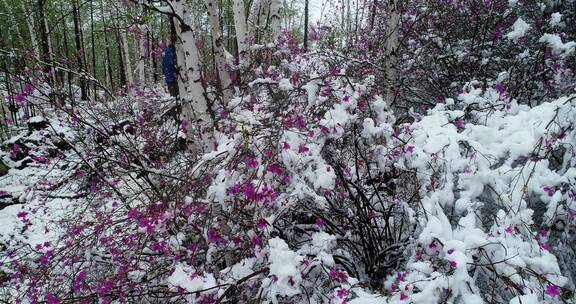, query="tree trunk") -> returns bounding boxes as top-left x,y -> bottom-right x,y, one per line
38,0 -> 54,87
270,0 -> 281,41
170,0 -> 215,152
369,0 -> 378,32
249,0 -> 270,43
121,29 -> 134,90
303,0 -> 309,51
90,0 -> 98,99
232,0 -> 249,60
150,29 -> 158,83
100,0 -> 115,90
136,26 -> 147,85
60,2 -> 73,99
72,0 -> 88,101
205,0 -> 234,105
384,0 -> 400,108
18,1 -> 41,62
116,29 -> 127,91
